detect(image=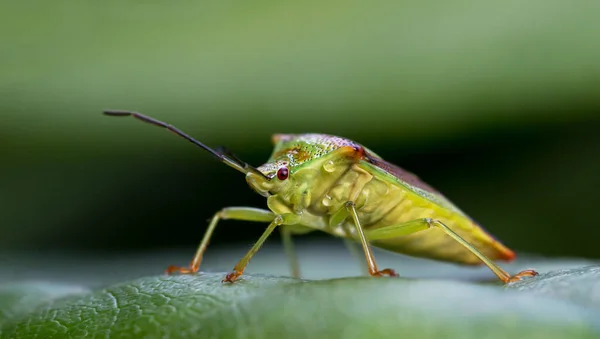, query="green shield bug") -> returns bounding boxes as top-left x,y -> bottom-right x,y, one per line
104,110 -> 538,284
